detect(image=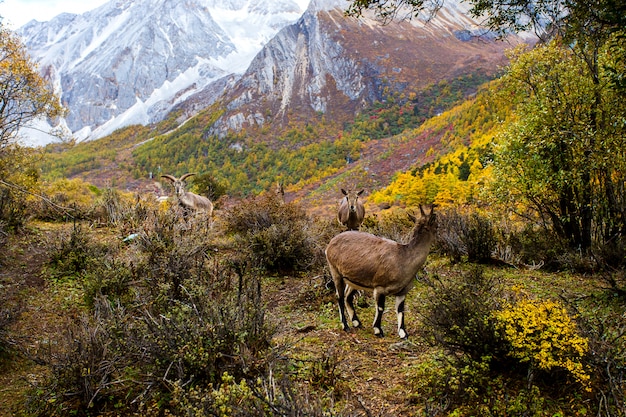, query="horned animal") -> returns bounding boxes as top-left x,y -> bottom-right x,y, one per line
161,173 -> 213,217
337,188 -> 365,231
325,204 -> 437,339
